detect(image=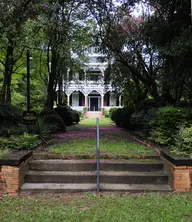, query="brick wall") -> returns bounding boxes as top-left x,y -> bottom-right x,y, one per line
162,157 -> 191,192
0,166 -> 6,196
0,157 -> 31,196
